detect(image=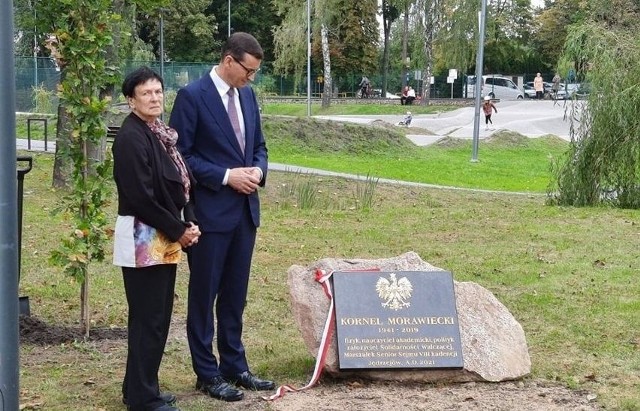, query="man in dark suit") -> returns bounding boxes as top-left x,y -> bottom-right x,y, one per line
169,32 -> 273,403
